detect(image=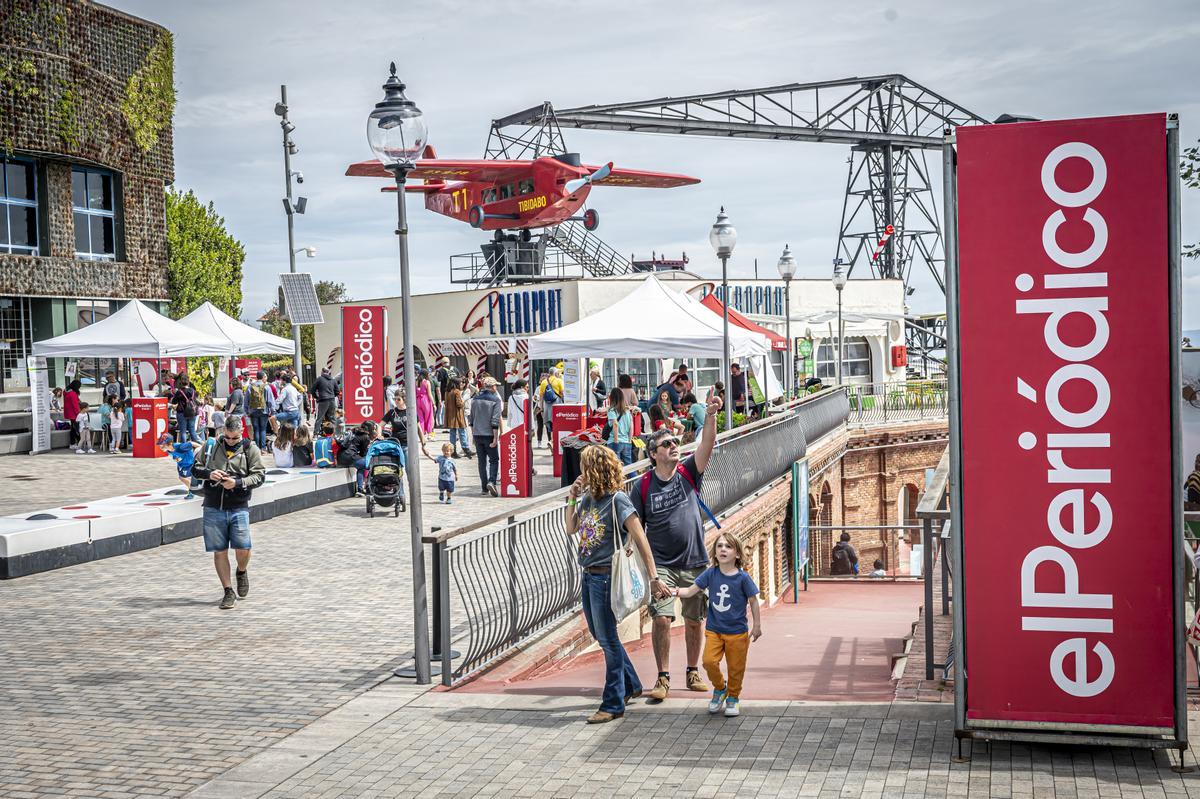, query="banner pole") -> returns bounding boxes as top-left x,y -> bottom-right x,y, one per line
941,129 -> 968,741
